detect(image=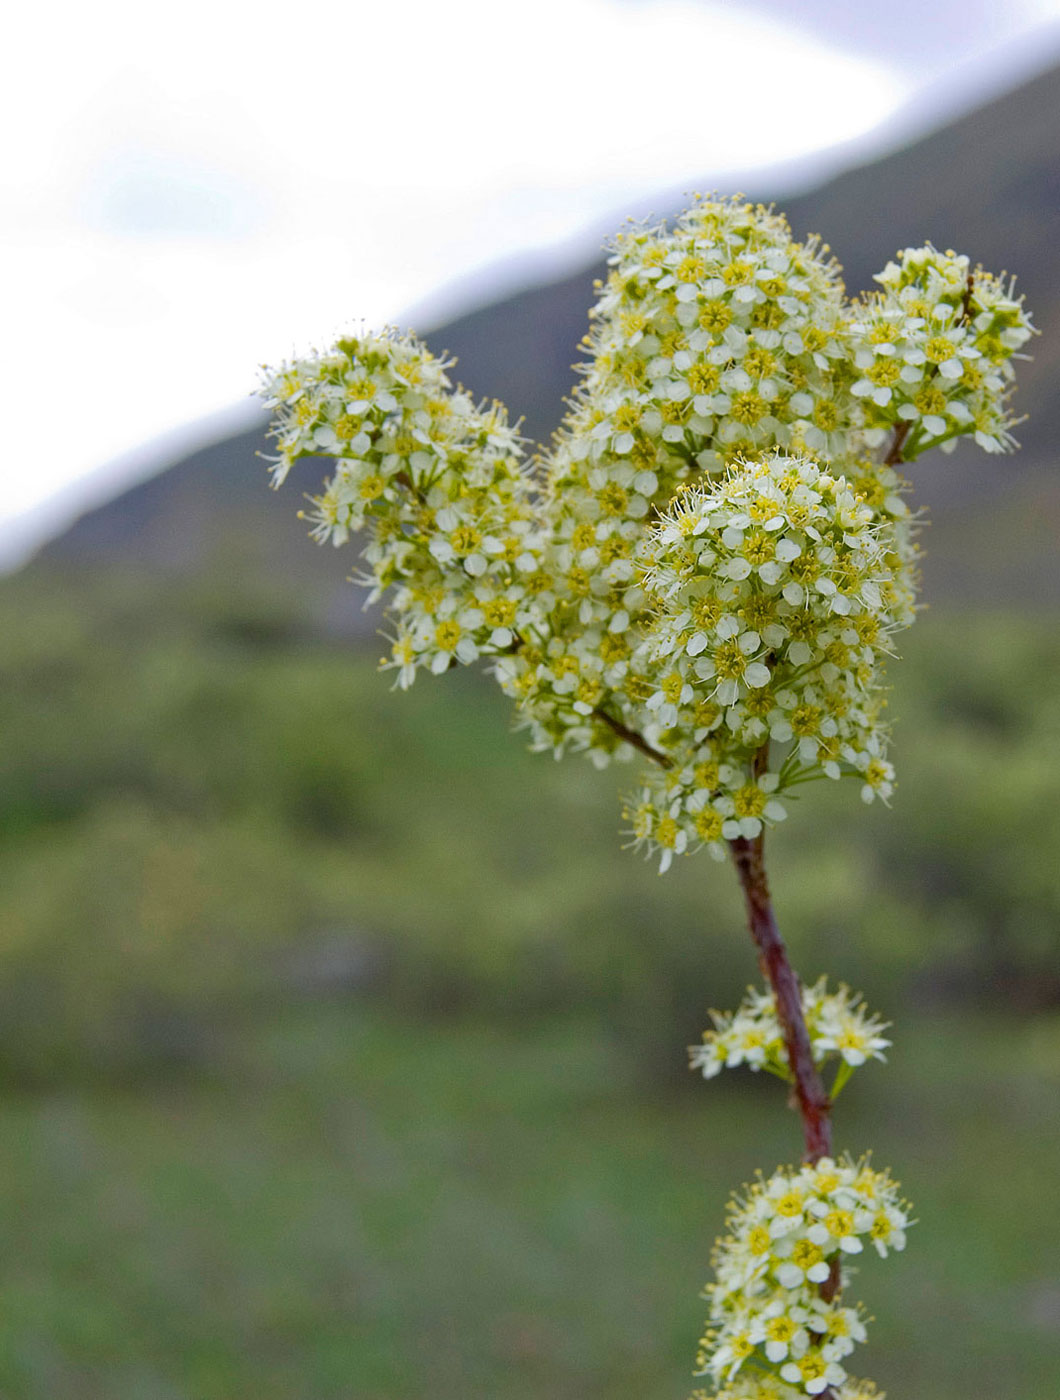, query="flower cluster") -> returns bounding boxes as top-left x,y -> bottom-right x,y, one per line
492,197 -> 863,767
695,1158 -> 911,1396
260,197 -> 1033,869
689,979 -> 891,1087
624,452 -> 907,869
576,197 -> 852,476
846,244 -> 1035,456
260,329 -> 547,685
